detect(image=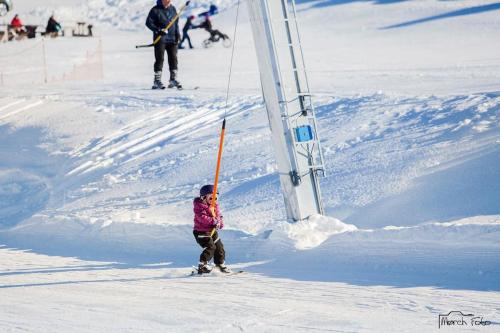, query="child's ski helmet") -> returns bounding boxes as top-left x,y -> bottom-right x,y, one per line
200,184 -> 216,197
